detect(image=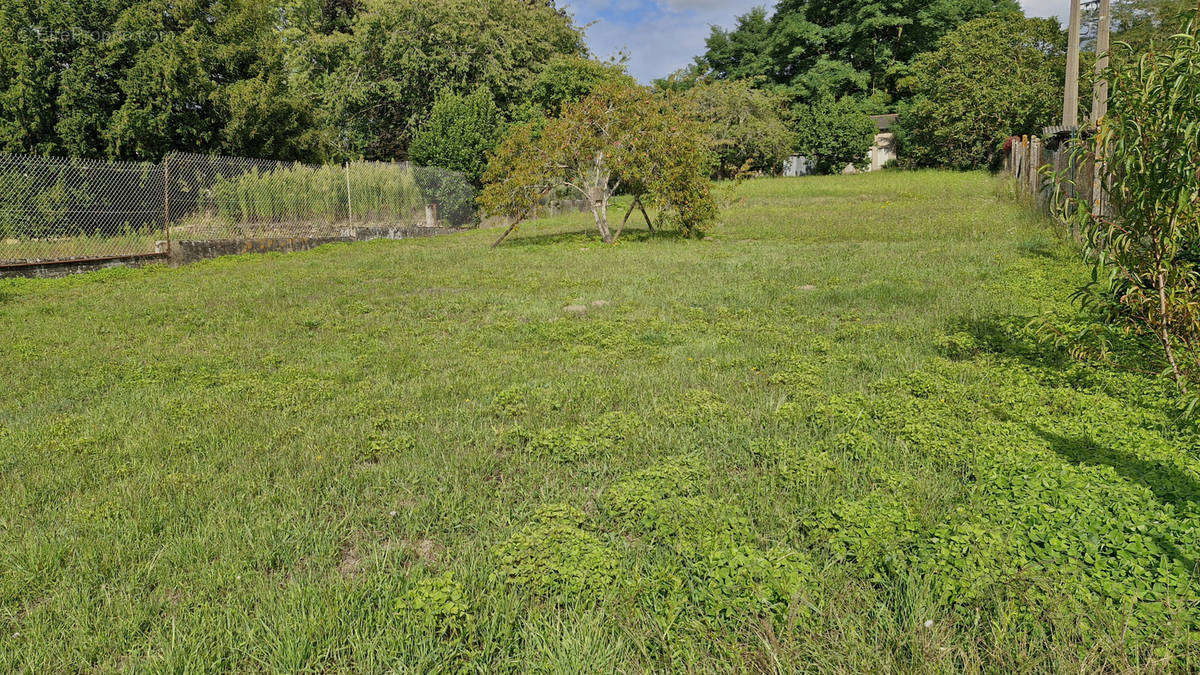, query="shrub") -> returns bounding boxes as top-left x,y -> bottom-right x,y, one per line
408,87 -> 503,188
679,80 -> 795,179
1063,23 -> 1200,395
898,14 -> 1066,169
791,96 -> 876,175
482,83 -> 718,243
413,166 -> 477,227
